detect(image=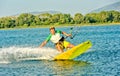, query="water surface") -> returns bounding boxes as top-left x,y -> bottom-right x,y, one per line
0,25 -> 120,76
